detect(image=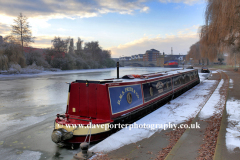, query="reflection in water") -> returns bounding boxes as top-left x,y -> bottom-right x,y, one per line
52,151 -> 63,160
